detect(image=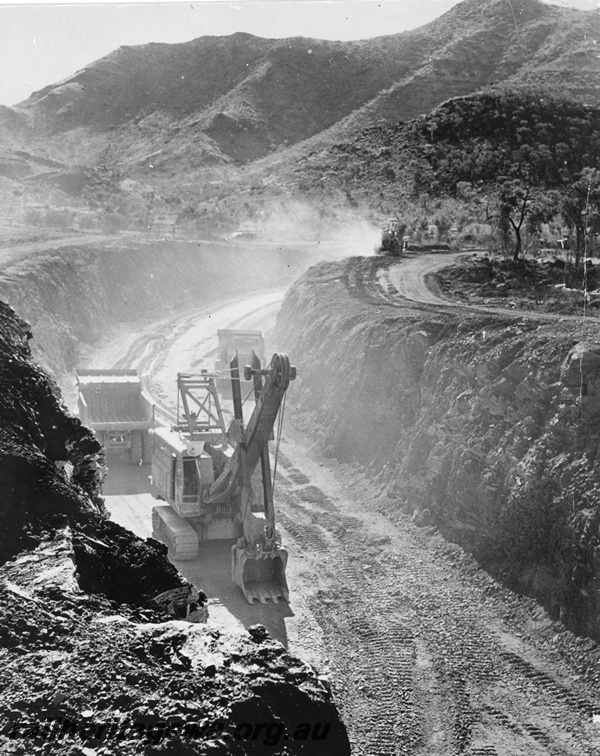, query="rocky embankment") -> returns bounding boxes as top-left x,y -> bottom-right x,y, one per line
0,284 -> 350,756
274,255 -> 600,641
0,532 -> 349,756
